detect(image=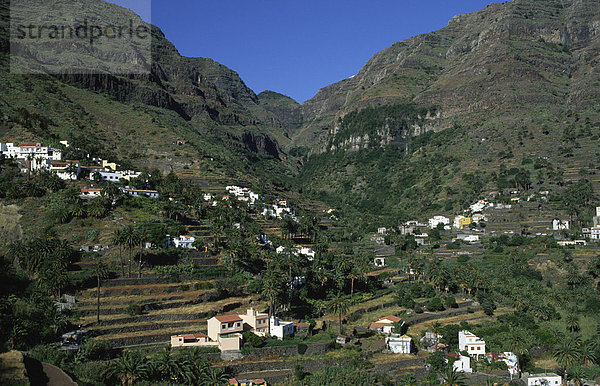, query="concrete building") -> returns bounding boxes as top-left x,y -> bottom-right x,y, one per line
170,333 -> 217,348
369,315 -> 404,335
552,219 -> 570,231
120,187 -> 159,199
207,314 -> 243,351
269,316 -> 294,340
386,334 -> 413,354
49,160 -> 80,180
168,235 -> 196,249
428,216 -> 450,229
240,308 -> 269,337
452,354 -> 472,373
523,373 -> 561,386
458,330 -> 486,358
